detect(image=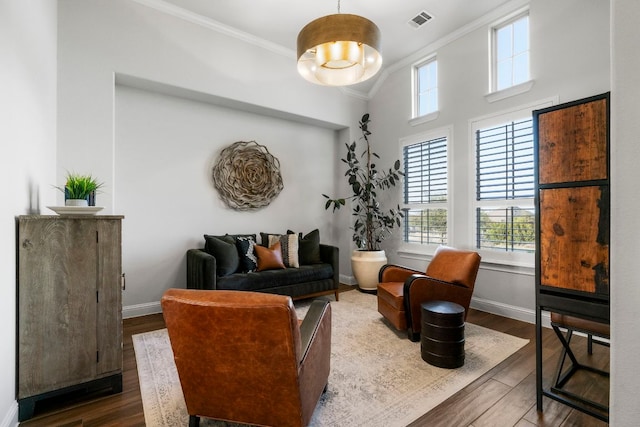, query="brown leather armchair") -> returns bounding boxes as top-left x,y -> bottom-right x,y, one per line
161,288 -> 331,427
377,246 -> 481,341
